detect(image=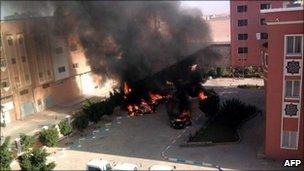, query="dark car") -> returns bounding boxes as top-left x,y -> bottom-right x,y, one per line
170,118 -> 192,129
